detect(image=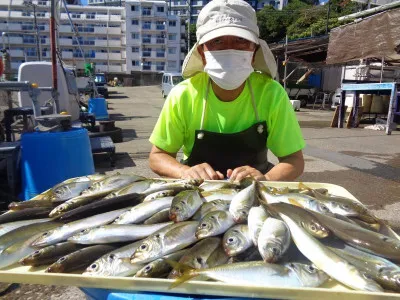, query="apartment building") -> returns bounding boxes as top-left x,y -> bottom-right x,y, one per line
0,0 -> 182,76
168,0 -> 288,24
125,0 -> 183,73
